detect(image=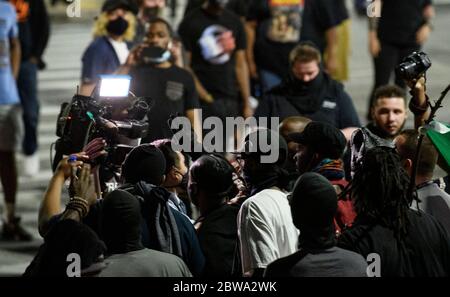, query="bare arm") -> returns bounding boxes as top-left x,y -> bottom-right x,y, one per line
368,0 -> 382,57
38,154 -> 86,236
324,27 -> 338,76
9,37 -> 21,79
245,21 -> 258,79
408,77 -> 430,129
79,83 -> 96,97
235,50 -> 252,118
416,4 -> 435,45
186,108 -> 202,141
184,51 -> 213,103
423,4 -> 435,20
